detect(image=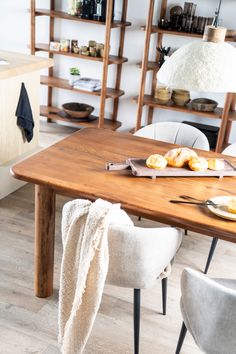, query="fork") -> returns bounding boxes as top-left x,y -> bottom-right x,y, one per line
169,200 -> 218,206
178,195 -> 217,206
